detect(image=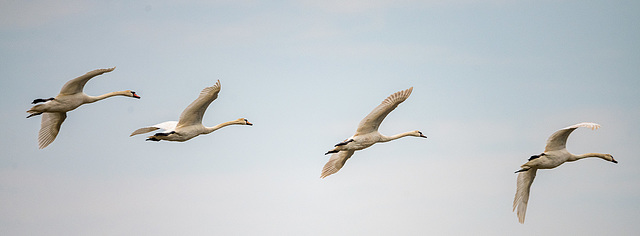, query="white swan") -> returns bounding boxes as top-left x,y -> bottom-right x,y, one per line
513,122 -> 617,223
130,80 -> 252,142
321,87 -> 427,178
27,67 -> 140,149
